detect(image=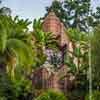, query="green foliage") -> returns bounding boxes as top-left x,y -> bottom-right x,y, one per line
33,19 -> 58,50
0,15 -> 35,100
92,25 -> 100,86
32,19 -> 59,67
0,72 -> 16,100
0,15 -> 33,79
65,55 -> 77,75
46,1 -> 100,32
85,90 -> 100,100
33,49 -> 47,67
33,18 -> 42,31
0,7 -> 11,16
65,28 -> 88,75
0,71 -> 33,100
64,28 -> 89,99
46,1 -> 68,27
13,76 -> 33,100
46,0 -> 91,32
1,1 -> 99,99
34,90 -> 67,100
